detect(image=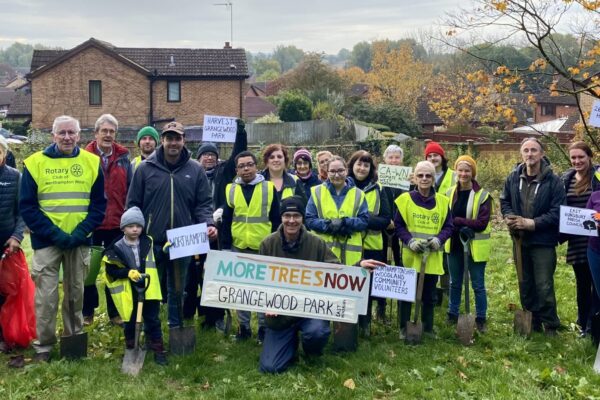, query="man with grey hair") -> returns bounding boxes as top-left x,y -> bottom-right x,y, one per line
20,115 -> 106,362
82,114 -> 131,326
